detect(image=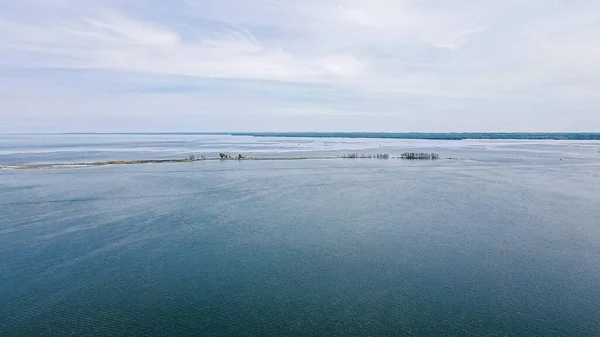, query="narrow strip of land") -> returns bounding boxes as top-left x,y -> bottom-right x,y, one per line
1,157 -> 313,169
1,153 -> 440,169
